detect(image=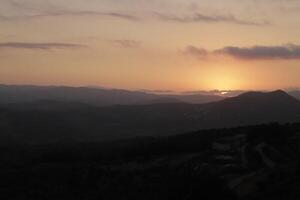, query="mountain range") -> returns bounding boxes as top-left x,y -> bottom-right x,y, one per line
1,86 -> 300,199
0,84 -> 225,106
1,88 -> 300,144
